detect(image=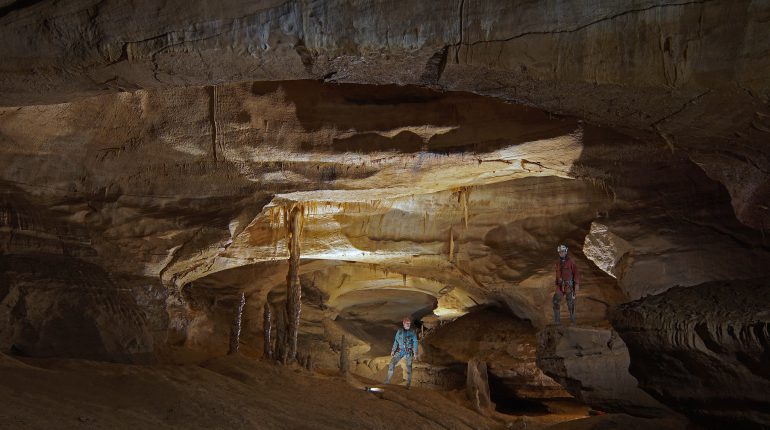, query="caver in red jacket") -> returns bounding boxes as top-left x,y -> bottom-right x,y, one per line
555,256 -> 580,294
